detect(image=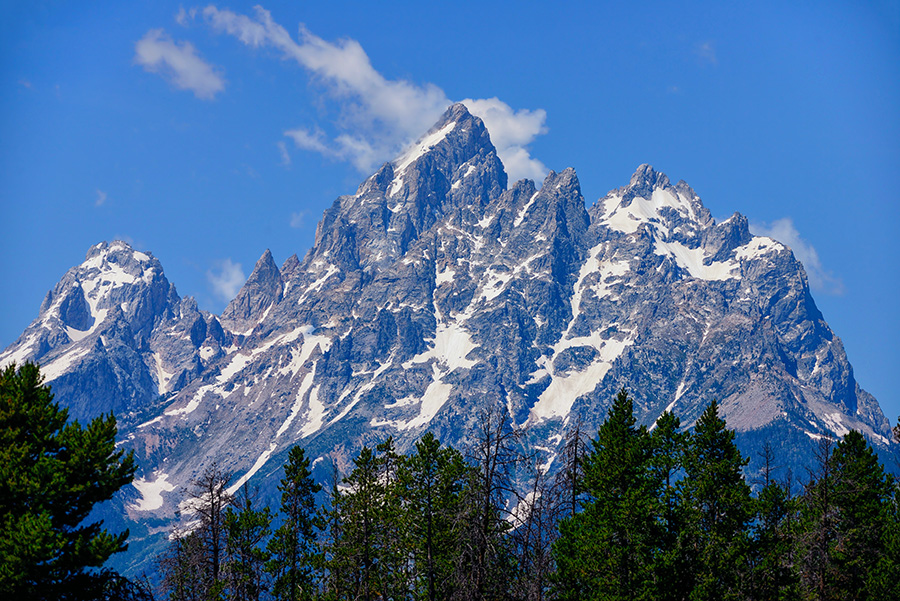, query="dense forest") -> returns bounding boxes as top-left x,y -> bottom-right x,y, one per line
154,389 -> 900,601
